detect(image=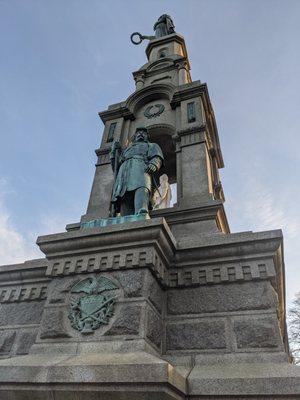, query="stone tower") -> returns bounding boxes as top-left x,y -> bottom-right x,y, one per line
0,15 -> 299,400
79,26 -> 228,243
